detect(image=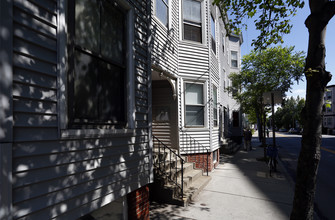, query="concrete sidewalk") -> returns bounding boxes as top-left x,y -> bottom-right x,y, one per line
150,136 -> 294,219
